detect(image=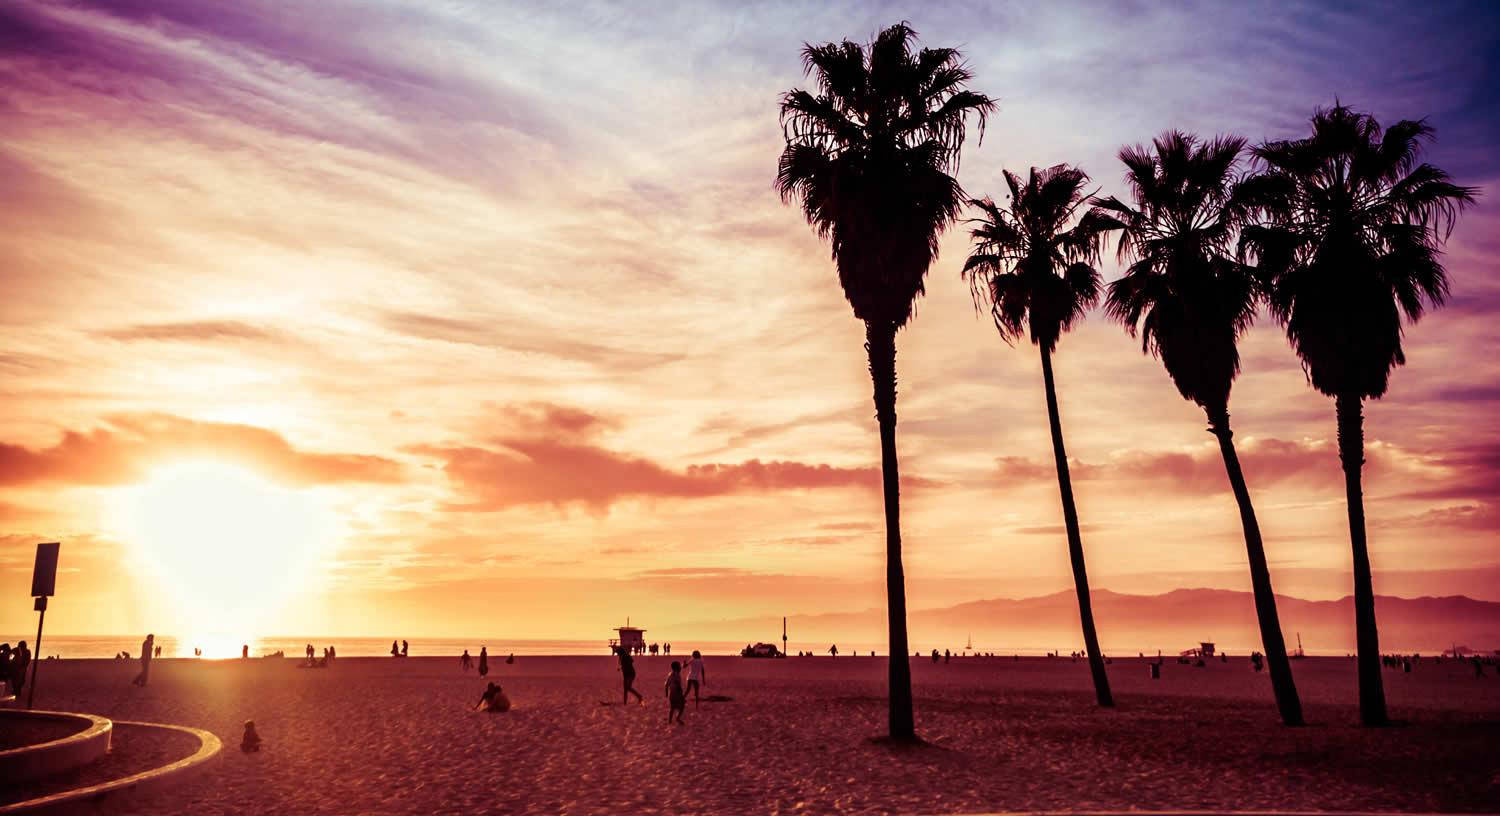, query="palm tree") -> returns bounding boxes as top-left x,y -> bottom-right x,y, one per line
1239,104 -> 1476,726
963,164 -> 1115,707
1090,131 -> 1304,725
776,23 -> 994,741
